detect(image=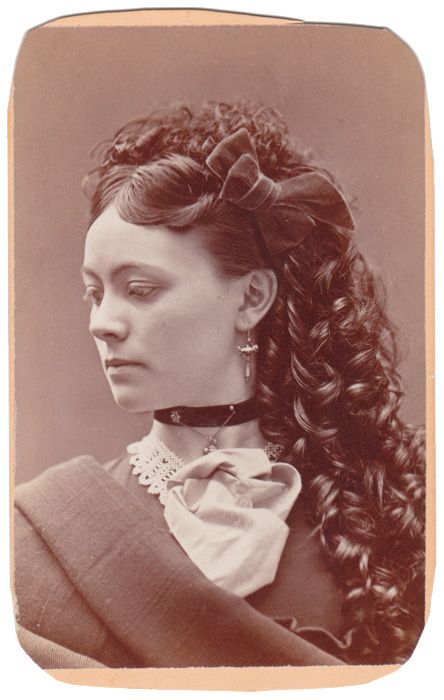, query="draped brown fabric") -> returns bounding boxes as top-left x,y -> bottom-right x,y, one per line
13,455 -> 345,668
